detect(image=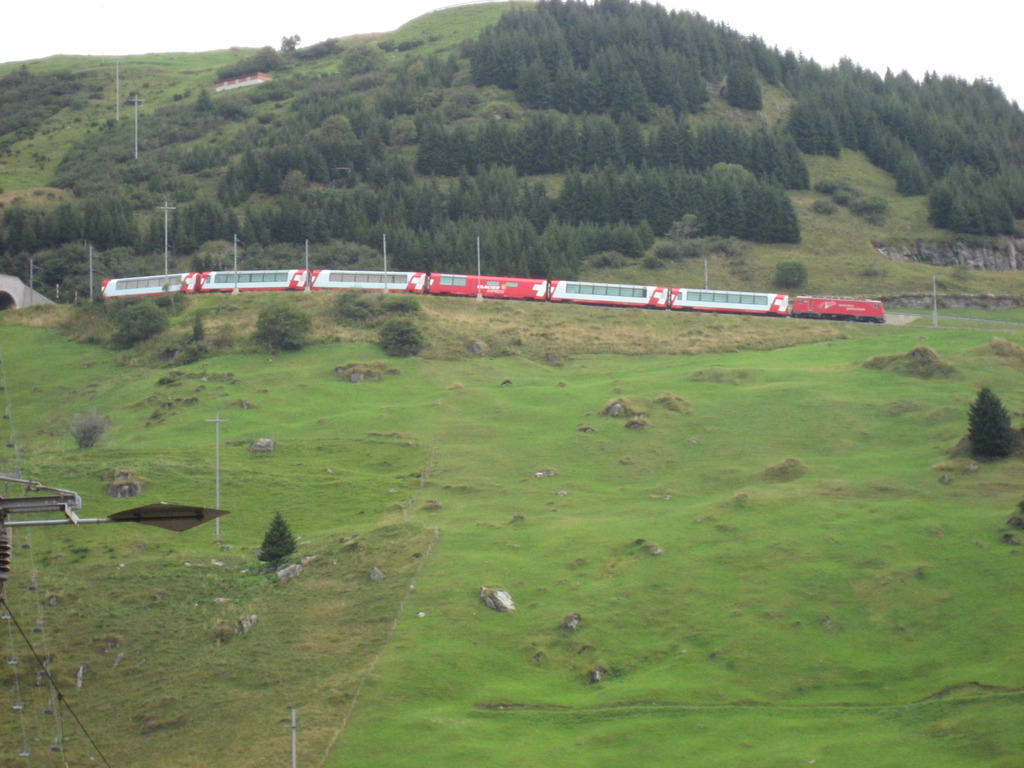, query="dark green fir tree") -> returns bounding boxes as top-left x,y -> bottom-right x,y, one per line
259,512 -> 297,564
968,386 -> 1016,459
